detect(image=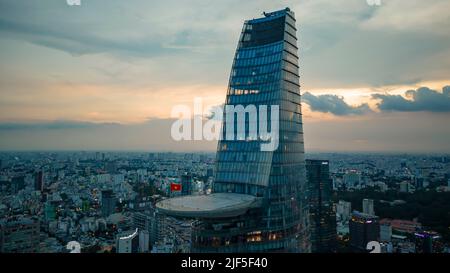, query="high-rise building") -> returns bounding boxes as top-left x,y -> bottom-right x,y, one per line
101,190 -> 116,217
414,176 -> 424,189
362,199 -> 374,216
116,228 -> 140,253
414,230 -> 444,253
349,211 -> 380,252
379,220 -> 392,242
11,176 -> 25,194
138,230 -> 150,253
400,181 -> 412,193
336,200 -> 352,222
306,160 -> 336,253
157,8 -> 309,253
44,202 -> 57,221
34,170 -> 44,192
150,210 -> 165,247
133,212 -> 152,232
0,217 -> 40,253
135,206 -> 166,248
180,173 -> 192,196
343,171 -> 360,189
